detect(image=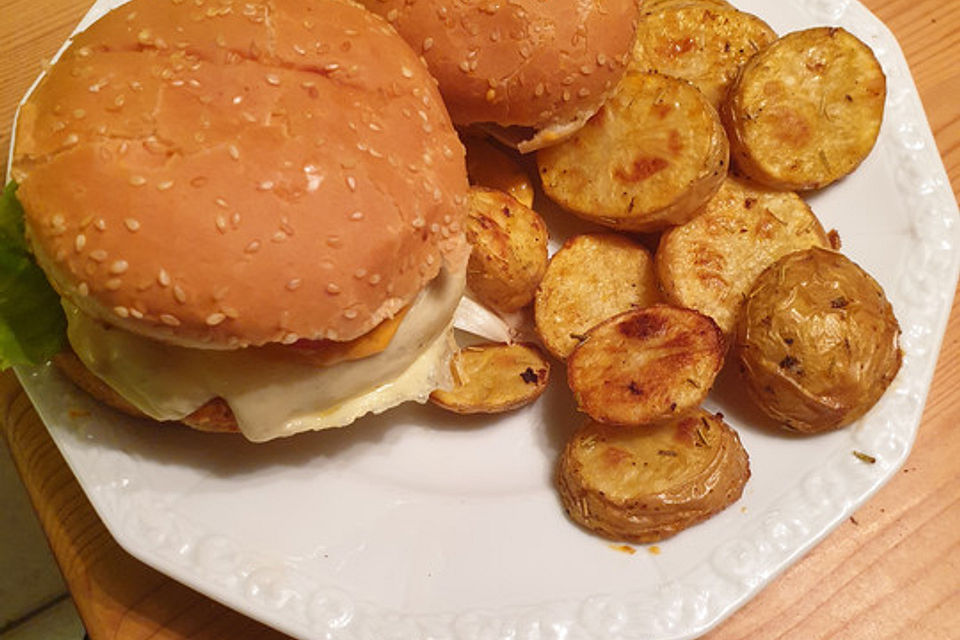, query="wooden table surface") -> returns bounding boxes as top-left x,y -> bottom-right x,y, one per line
2,1 -> 958,639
